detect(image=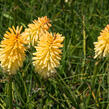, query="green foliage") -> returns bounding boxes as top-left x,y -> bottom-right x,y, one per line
0,0 -> 109,108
